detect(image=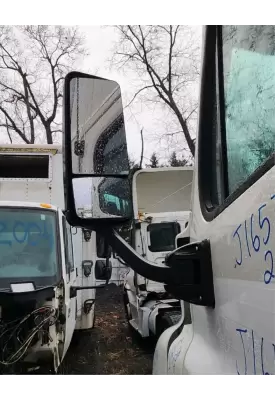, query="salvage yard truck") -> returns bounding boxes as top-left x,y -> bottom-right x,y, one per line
0,144 -> 110,373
